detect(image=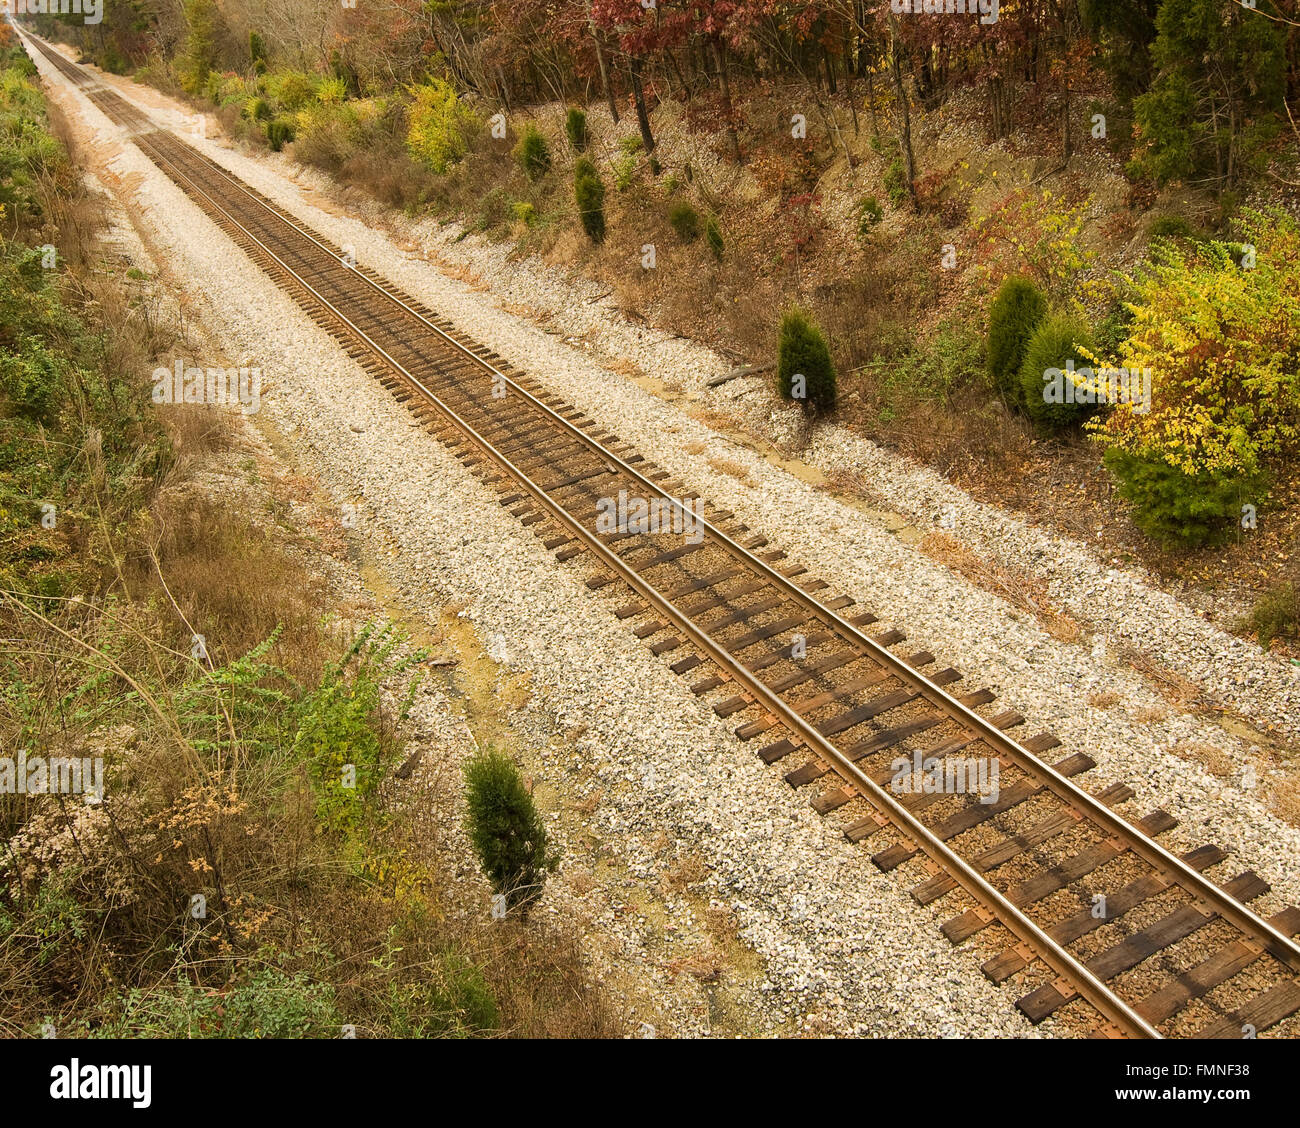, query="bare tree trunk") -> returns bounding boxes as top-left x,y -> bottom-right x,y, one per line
497,65 -> 512,116
887,13 -> 919,210
629,55 -> 656,154
865,63 -> 879,136
846,61 -> 860,137
590,7 -> 619,123
712,39 -> 741,163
